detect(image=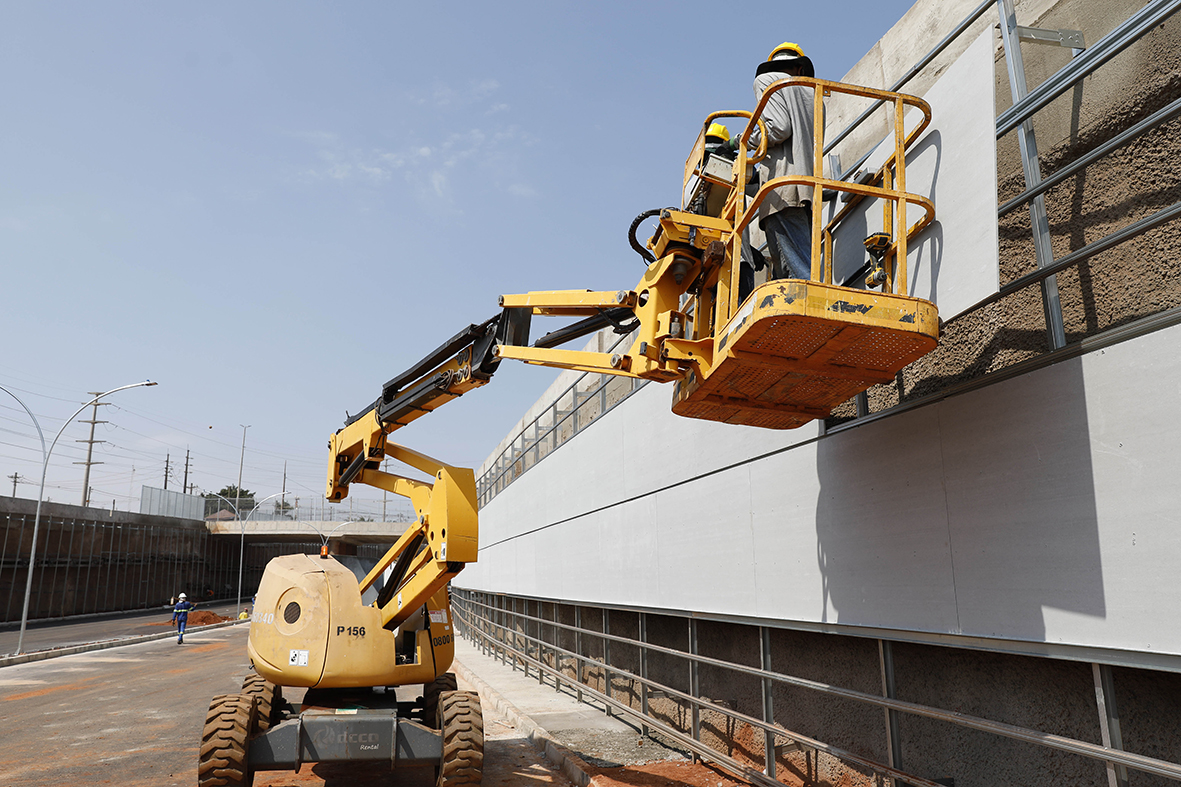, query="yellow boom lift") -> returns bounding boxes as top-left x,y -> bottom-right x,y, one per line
198,77 -> 939,787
